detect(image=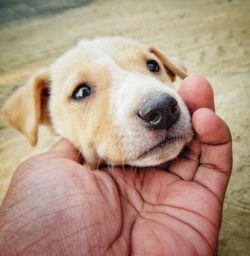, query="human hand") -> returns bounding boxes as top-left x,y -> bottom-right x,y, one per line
0,76 -> 232,256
